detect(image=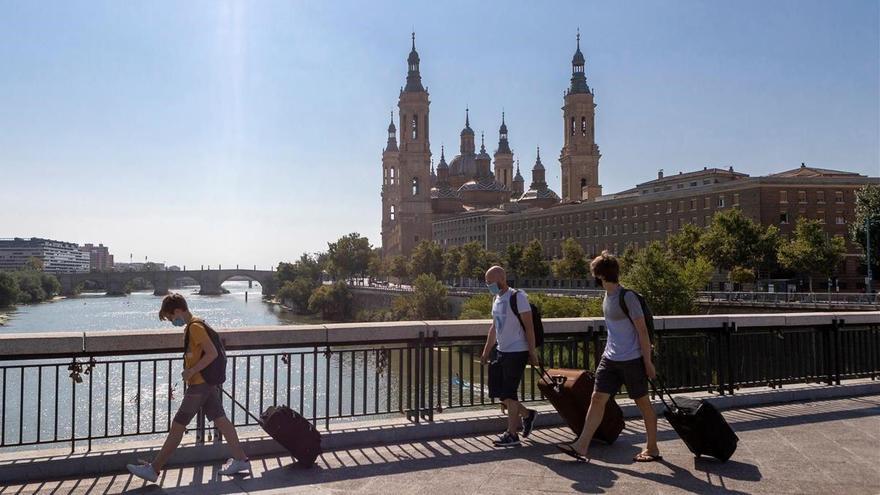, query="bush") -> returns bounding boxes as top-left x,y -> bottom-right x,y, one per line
0,272 -> 21,308
14,271 -> 47,303
393,274 -> 449,320
458,293 -> 493,319
458,292 -> 602,319
308,281 -> 352,321
277,277 -> 319,314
